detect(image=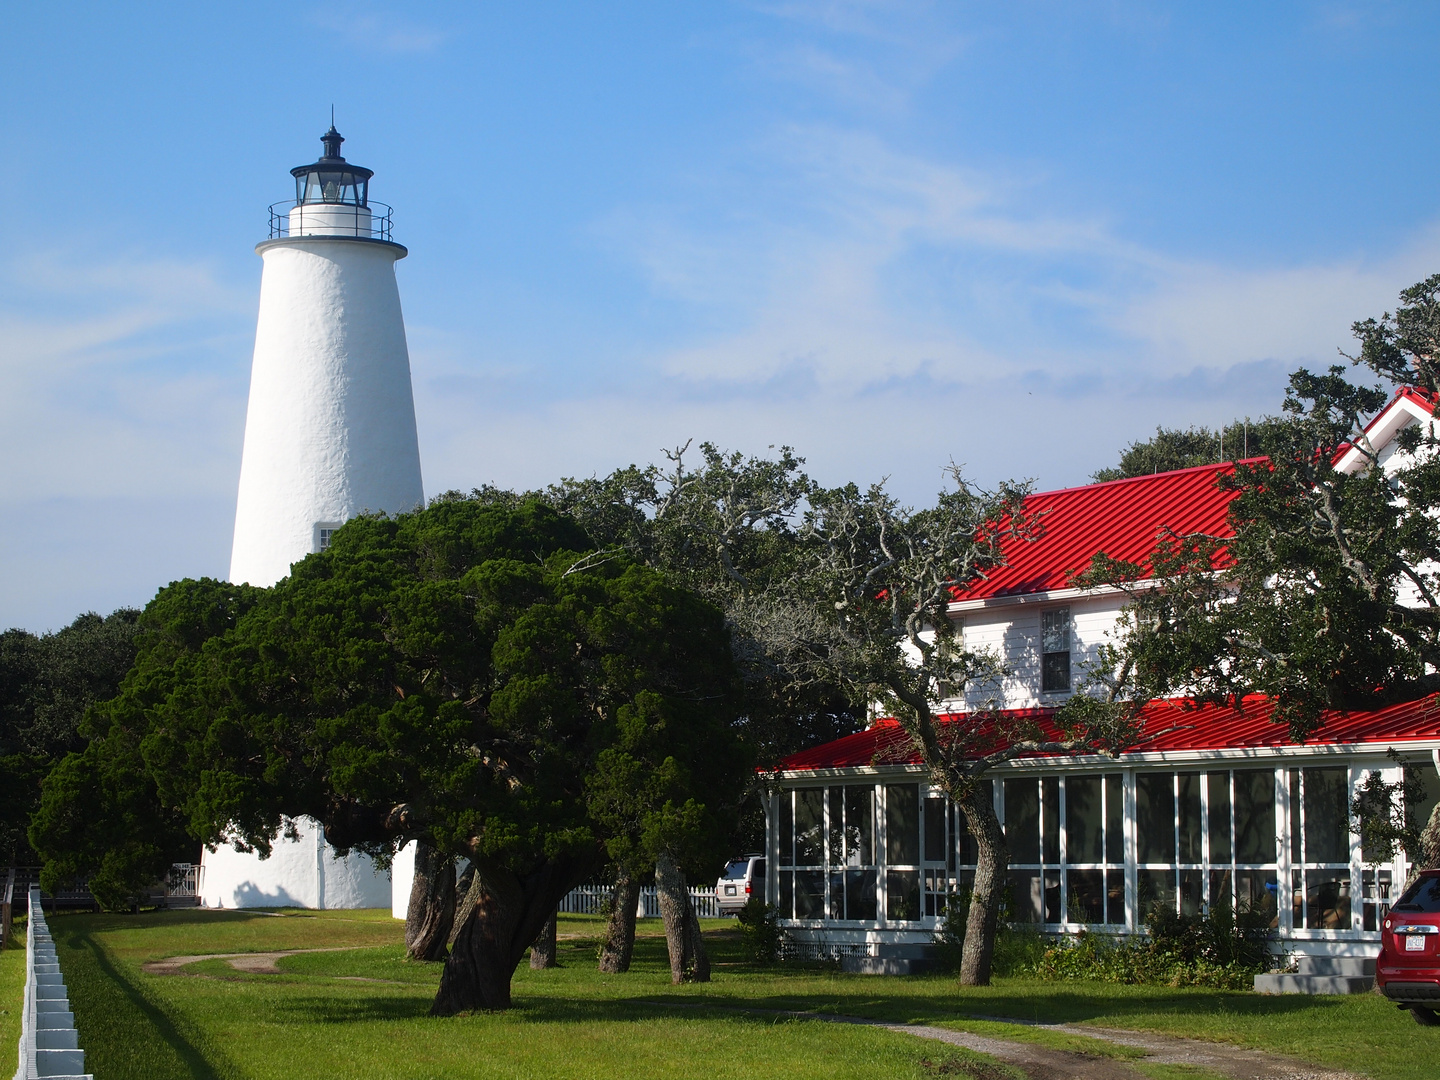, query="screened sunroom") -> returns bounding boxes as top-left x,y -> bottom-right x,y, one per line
765,696 -> 1440,959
